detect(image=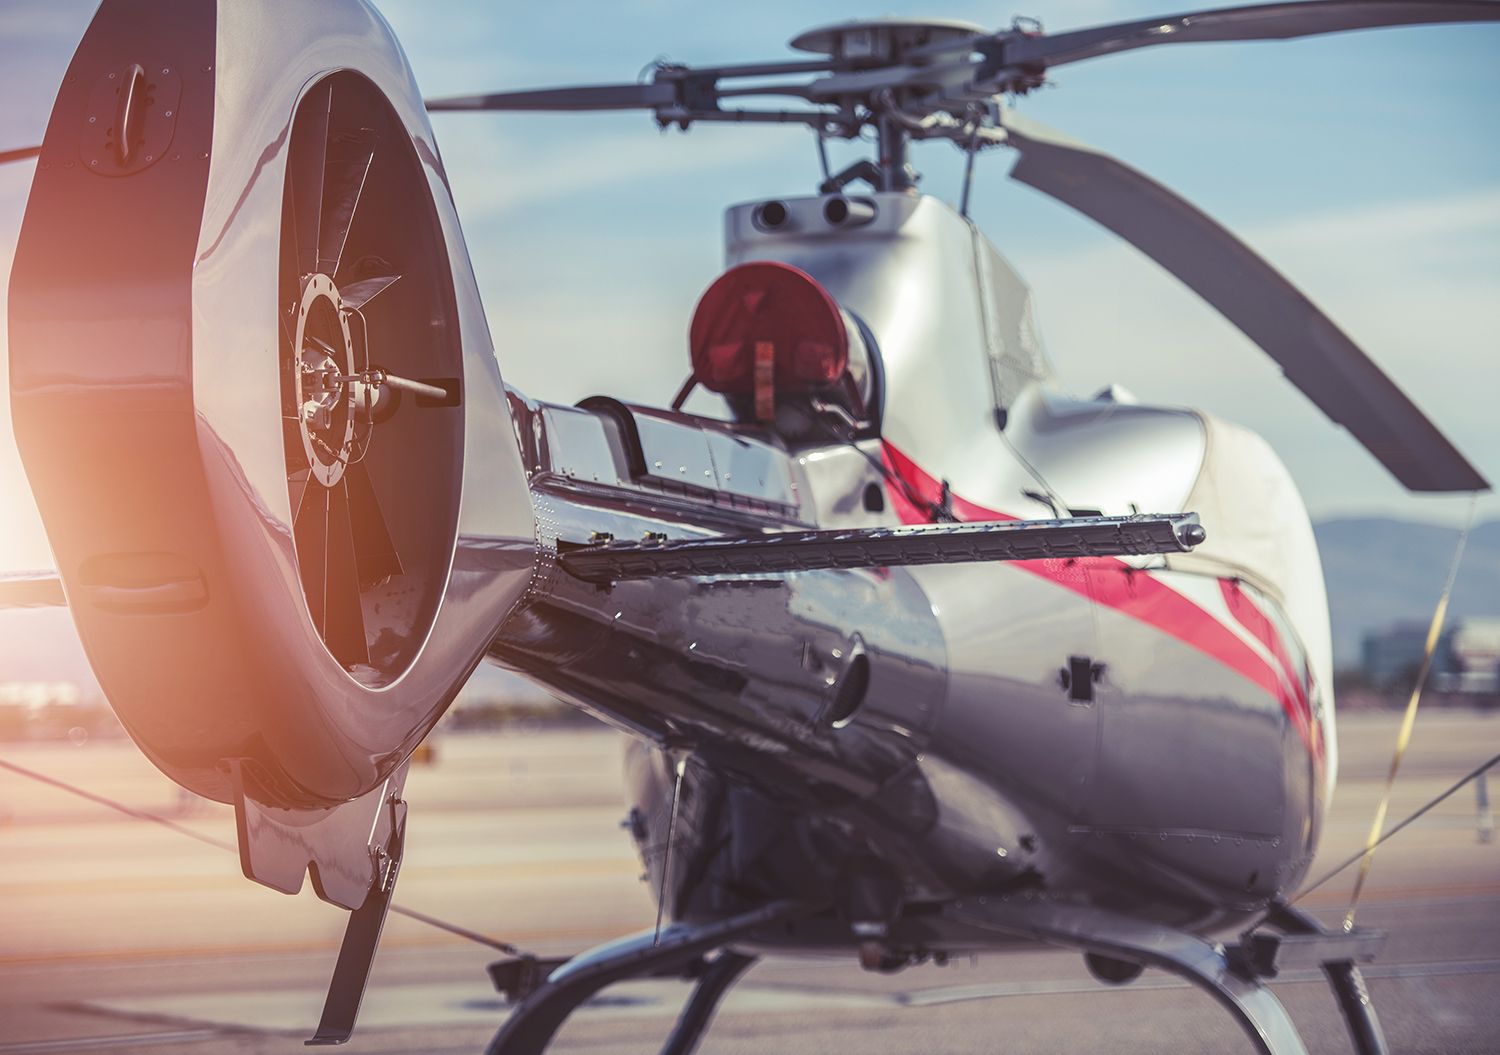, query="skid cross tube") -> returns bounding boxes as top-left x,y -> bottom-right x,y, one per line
484,902 -> 804,1055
